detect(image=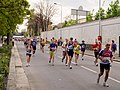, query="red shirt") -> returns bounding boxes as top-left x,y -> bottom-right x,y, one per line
93,43 -> 101,52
